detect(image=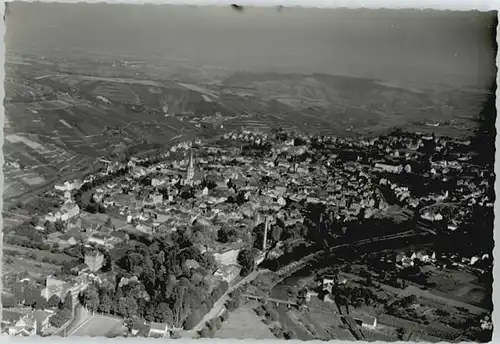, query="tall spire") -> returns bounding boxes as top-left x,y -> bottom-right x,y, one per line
187,149 -> 194,180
